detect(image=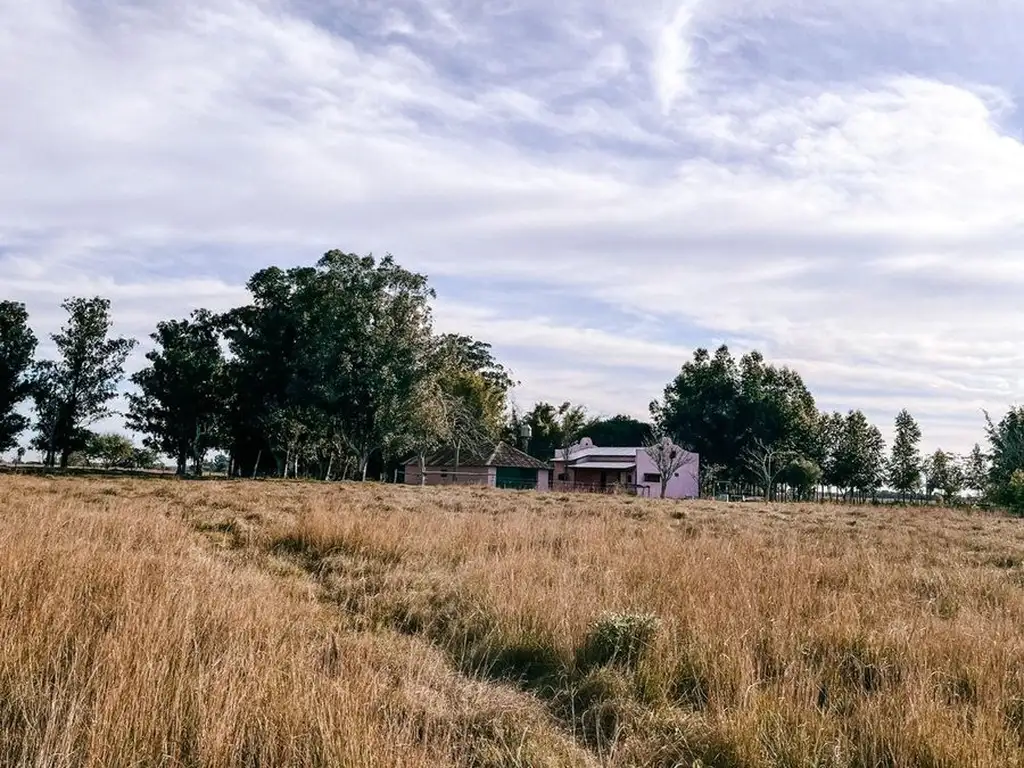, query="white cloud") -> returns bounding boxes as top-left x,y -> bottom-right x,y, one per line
3,0 -> 1024,454
652,0 -> 700,113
